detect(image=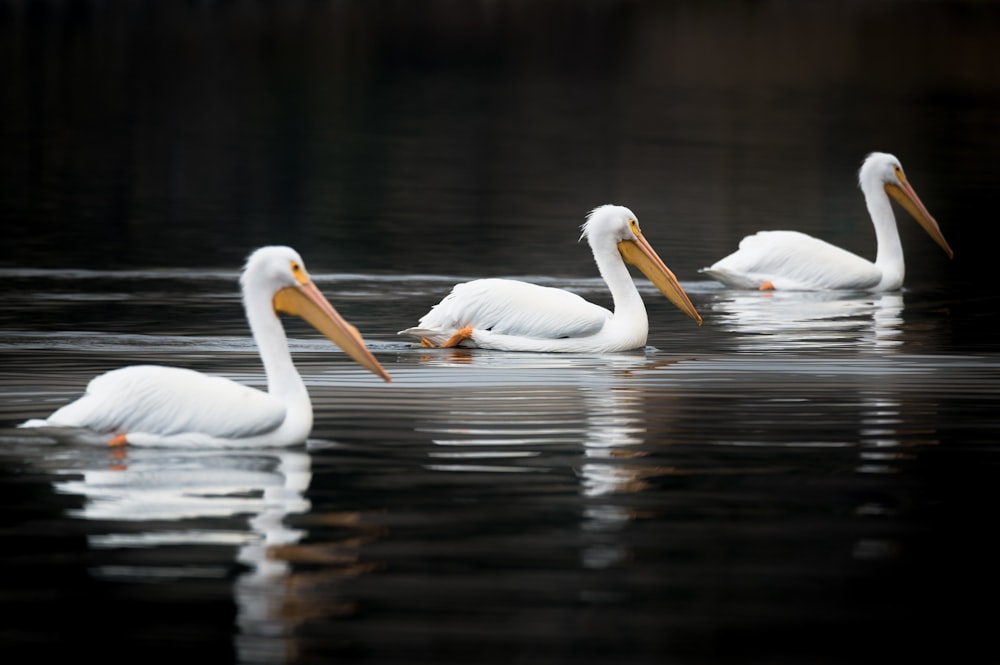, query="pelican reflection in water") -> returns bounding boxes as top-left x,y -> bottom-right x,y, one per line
53,448 -> 313,657
707,290 -> 905,351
